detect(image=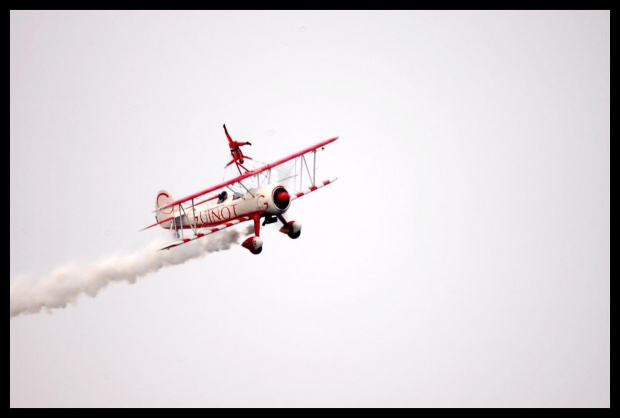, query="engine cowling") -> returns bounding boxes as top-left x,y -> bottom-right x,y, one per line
254,185 -> 291,214
272,187 -> 290,210
242,236 -> 263,254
